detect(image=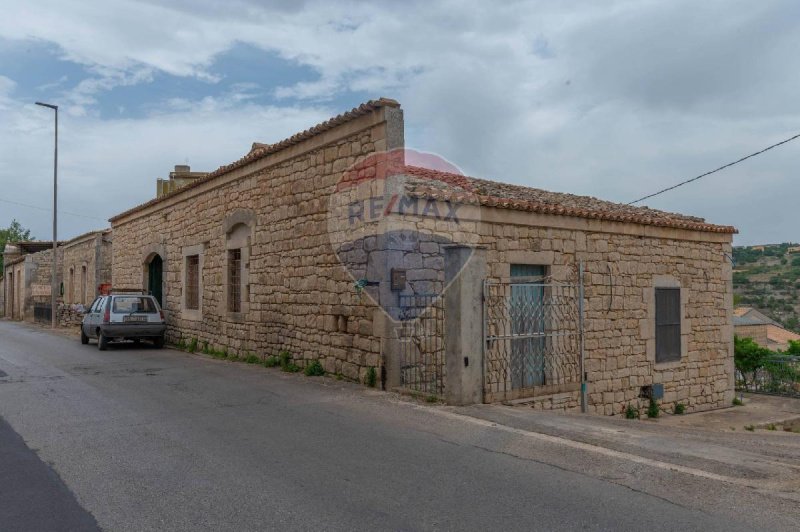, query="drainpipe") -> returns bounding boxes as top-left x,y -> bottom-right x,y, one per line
579,261 -> 587,413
